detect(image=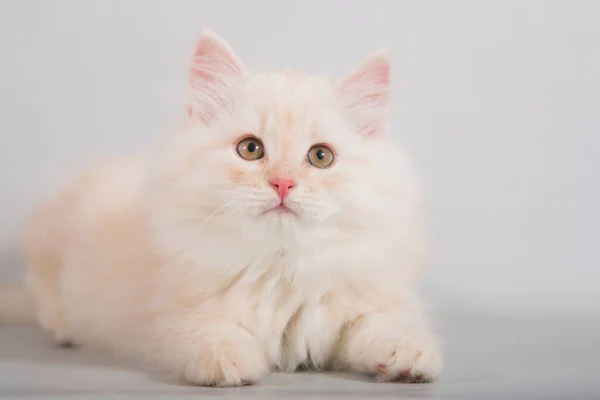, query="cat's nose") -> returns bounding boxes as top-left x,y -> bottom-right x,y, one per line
270,178 -> 296,203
